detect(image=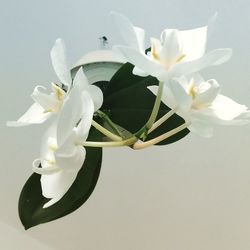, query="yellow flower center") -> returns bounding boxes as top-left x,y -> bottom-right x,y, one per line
188,82 -> 197,100
150,43 -> 186,69
53,84 -> 65,101
43,83 -> 66,113
151,43 -> 160,61
175,54 -> 186,63
45,158 -> 56,165
45,138 -> 58,167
